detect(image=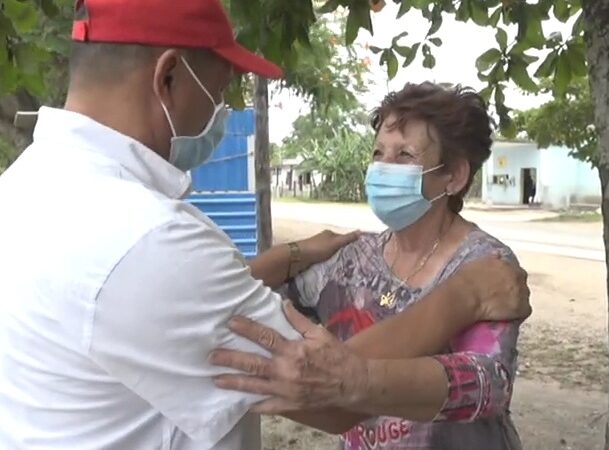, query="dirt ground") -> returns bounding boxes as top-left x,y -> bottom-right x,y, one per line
262,219 -> 609,450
